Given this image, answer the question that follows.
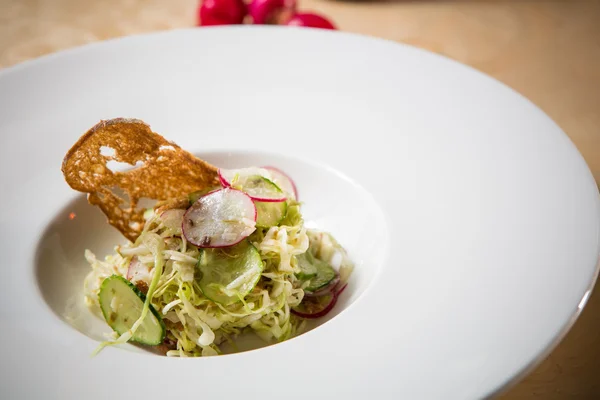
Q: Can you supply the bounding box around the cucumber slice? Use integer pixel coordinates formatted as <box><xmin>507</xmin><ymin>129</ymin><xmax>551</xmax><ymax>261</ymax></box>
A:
<box><xmin>297</xmin><ymin>252</ymin><xmax>336</xmax><ymax>292</ymax></box>
<box><xmin>98</xmin><ymin>275</ymin><xmax>165</xmax><ymax>346</ymax></box>
<box><xmin>252</xmin><ymin>177</ymin><xmax>286</xmax><ymax>227</ymax></box>
<box><xmin>295</xmin><ymin>251</ymin><xmax>318</xmax><ymax>280</ymax></box>
<box><xmin>236</xmin><ymin>175</ymin><xmax>284</xmax><ymax>202</ymax></box>
<box><xmin>197</xmin><ymin>240</ymin><xmax>264</xmax><ymax>306</ymax></box>
<box><xmin>255</xmin><ymin>200</ymin><xmax>287</xmax><ymax>228</ymax></box>
<box><xmin>306</xmin><ymin>261</ymin><xmax>336</xmax><ymax>292</ymax></box>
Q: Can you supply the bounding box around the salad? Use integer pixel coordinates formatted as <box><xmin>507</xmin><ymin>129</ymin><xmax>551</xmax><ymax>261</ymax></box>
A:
<box><xmin>84</xmin><ymin>166</ymin><xmax>353</xmax><ymax>357</ymax></box>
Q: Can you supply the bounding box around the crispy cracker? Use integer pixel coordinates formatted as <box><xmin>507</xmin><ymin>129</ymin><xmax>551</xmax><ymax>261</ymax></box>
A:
<box><xmin>61</xmin><ymin>118</ymin><xmax>219</xmax><ymax>242</ymax></box>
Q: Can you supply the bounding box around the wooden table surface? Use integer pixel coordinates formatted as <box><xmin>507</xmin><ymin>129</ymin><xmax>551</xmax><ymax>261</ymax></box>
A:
<box><xmin>1</xmin><ymin>0</ymin><xmax>599</xmax><ymax>398</ymax></box>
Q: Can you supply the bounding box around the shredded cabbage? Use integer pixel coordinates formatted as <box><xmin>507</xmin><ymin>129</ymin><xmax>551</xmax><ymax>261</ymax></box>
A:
<box><xmin>84</xmin><ymin>200</ymin><xmax>353</xmax><ymax>357</ymax></box>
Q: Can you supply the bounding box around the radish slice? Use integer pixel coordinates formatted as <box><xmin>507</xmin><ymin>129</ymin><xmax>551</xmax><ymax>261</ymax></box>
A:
<box><xmin>291</xmin><ymin>292</ymin><xmax>338</xmax><ymax>319</ymax></box>
<box><xmin>218</xmin><ymin>168</ymin><xmax>286</xmax><ymax>202</ymax></box>
<box><xmin>263</xmin><ymin>166</ymin><xmax>297</xmax><ymax>200</ymax></box>
<box><xmin>219</xmin><ymin>167</ymin><xmax>271</xmax><ymax>187</ymax></box>
<box><xmin>127</xmin><ymin>256</ymin><xmax>152</xmax><ymax>285</ymax></box>
<box><xmin>292</xmin><ymin>282</ymin><xmax>348</xmax><ymax>319</ymax></box>
<box><xmin>182</xmin><ymin>188</ymin><xmax>257</xmax><ymax>248</ymax></box>
<box><xmin>188</xmin><ymin>186</ymin><xmax>222</xmax><ymax>205</ymax></box>
<box><xmin>159</xmin><ymin>208</ymin><xmax>186</xmax><ymax>235</ymax></box>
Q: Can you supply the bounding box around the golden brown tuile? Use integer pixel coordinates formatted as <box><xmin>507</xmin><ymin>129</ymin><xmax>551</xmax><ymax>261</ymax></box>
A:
<box><xmin>61</xmin><ymin>118</ymin><xmax>219</xmax><ymax>242</ymax></box>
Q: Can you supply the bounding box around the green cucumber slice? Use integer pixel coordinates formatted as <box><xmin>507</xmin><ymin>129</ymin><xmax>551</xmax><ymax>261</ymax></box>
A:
<box><xmin>255</xmin><ymin>200</ymin><xmax>287</xmax><ymax>228</ymax></box>
<box><xmin>197</xmin><ymin>240</ymin><xmax>264</xmax><ymax>306</ymax></box>
<box><xmin>98</xmin><ymin>275</ymin><xmax>165</xmax><ymax>346</ymax></box>
<box><xmin>295</xmin><ymin>251</ymin><xmax>318</xmax><ymax>280</ymax></box>
<box><xmin>295</xmin><ymin>251</ymin><xmax>336</xmax><ymax>292</ymax></box>
<box><xmin>306</xmin><ymin>261</ymin><xmax>336</xmax><ymax>292</ymax></box>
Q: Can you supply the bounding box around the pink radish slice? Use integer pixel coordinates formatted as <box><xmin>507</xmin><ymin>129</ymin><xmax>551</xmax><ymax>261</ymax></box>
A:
<box><xmin>160</xmin><ymin>208</ymin><xmax>186</xmax><ymax>235</ymax></box>
<box><xmin>182</xmin><ymin>188</ymin><xmax>257</xmax><ymax>248</ymax></box>
<box><xmin>218</xmin><ymin>168</ymin><xmax>287</xmax><ymax>202</ymax></box>
<box><xmin>303</xmin><ymin>274</ymin><xmax>340</xmax><ymax>298</ymax></box>
<box><xmin>127</xmin><ymin>256</ymin><xmax>152</xmax><ymax>285</ymax></box>
<box><xmin>262</xmin><ymin>166</ymin><xmax>298</xmax><ymax>200</ymax></box>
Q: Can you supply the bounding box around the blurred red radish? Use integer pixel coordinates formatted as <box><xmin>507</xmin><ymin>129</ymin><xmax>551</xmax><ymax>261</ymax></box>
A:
<box><xmin>248</xmin><ymin>0</ymin><xmax>296</xmax><ymax>24</ymax></box>
<box><xmin>198</xmin><ymin>0</ymin><xmax>247</xmax><ymax>26</ymax></box>
<box><xmin>285</xmin><ymin>12</ymin><xmax>336</xmax><ymax>30</ymax></box>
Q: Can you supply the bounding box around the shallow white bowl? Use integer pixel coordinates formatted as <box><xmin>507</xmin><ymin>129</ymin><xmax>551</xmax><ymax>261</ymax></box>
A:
<box><xmin>0</xmin><ymin>27</ymin><xmax>598</xmax><ymax>400</ymax></box>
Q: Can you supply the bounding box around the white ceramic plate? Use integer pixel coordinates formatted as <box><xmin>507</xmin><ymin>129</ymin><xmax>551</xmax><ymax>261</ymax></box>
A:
<box><xmin>0</xmin><ymin>27</ymin><xmax>598</xmax><ymax>400</ymax></box>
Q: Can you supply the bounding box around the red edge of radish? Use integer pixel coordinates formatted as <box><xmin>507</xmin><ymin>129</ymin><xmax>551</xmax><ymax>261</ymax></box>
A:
<box><xmin>291</xmin><ymin>282</ymin><xmax>348</xmax><ymax>319</ymax></box>
<box><xmin>249</xmin><ymin>196</ymin><xmax>287</xmax><ymax>203</ymax></box>
<box><xmin>291</xmin><ymin>294</ymin><xmax>338</xmax><ymax>319</ymax></box>
<box><xmin>262</xmin><ymin>166</ymin><xmax>298</xmax><ymax>200</ymax></box>
<box><xmin>336</xmin><ymin>283</ymin><xmax>348</xmax><ymax>296</ymax></box>
<box><xmin>218</xmin><ymin>172</ymin><xmax>230</xmax><ymax>188</ymax></box>
<box><xmin>182</xmin><ymin>187</ymin><xmax>257</xmax><ymax>248</ymax></box>
<box><xmin>127</xmin><ymin>256</ymin><xmax>151</xmax><ymax>284</ymax></box>
<box><xmin>192</xmin><ymin>187</ymin><xmax>224</xmax><ymax>202</ymax></box>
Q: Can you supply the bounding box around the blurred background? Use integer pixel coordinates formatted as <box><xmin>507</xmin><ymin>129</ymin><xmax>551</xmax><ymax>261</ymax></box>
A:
<box><xmin>1</xmin><ymin>0</ymin><xmax>599</xmax><ymax>398</ymax></box>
